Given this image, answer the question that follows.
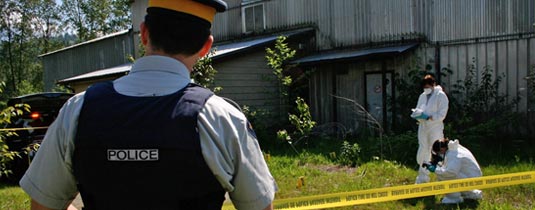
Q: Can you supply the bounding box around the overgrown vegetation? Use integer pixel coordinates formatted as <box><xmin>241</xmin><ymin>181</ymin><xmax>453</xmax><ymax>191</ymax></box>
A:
<box><xmin>265</xmin><ymin>36</ymin><xmax>319</xmax><ymax>154</ymax></box>
<box><xmin>385</xmin><ymin>57</ymin><xmax>532</xmax><ymax>166</ymax></box>
<box><xmin>0</xmin><ymin>83</ymin><xmax>29</xmax><ymax>178</ymax></box>
<box><xmin>266</xmin><ymin>36</ymin><xmax>296</xmax><ymax>99</ymax></box>
<box><xmin>277</xmin><ymin>97</ymin><xmax>317</xmax><ymax>149</ymax></box>
<box><xmin>528</xmin><ymin>65</ymin><xmax>535</xmax><ymax>107</ymax></box>
<box><xmin>192</xmin><ymin>49</ymin><xmax>222</xmax><ymax>93</ymax></box>
<box><xmin>525</xmin><ymin>65</ymin><xmax>535</xmax><ymax>139</ymax></box>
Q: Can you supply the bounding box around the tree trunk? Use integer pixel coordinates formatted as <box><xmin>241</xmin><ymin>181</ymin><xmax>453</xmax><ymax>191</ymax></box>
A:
<box><xmin>18</xmin><ymin>23</ymin><xmax>25</xmax><ymax>86</ymax></box>
<box><xmin>6</xmin><ymin>21</ymin><xmax>16</xmax><ymax>92</ymax></box>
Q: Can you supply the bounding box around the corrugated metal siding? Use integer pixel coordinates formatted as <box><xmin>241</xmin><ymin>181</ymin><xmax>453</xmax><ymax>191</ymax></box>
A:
<box><xmin>43</xmin><ymin>32</ymin><xmax>134</xmax><ymax>91</ymax></box>
<box><xmin>212</xmin><ymin>0</ymin><xmax>242</xmax><ymax>41</ymax></box>
<box><xmin>281</xmin><ymin>0</ymin><xmax>418</xmax><ymax>48</ymax></box>
<box><xmin>210</xmin><ymin>0</ymin><xmax>534</xmax><ymax>49</ymax></box>
<box><xmin>334</xmin><ymin>63</ymin><xmax>365</xmax><ymax>132</ymax></box>
<box><xmin>212</xmin><ymin>50</ymin><xmax>279</xmax><ymax>111</ymax></box>
<box><xmin>309</xmin><ymin>66</ymin><xmax>334</xmax><ymax>124</ymax></box>
<box><xmin>212</xmin><ymin>0</ymin><xmax>420</xmax><ymax>49</ymax></box>
<box><xmin>309</xmin><ymin>34</ymin><xmax>534</xmax><ymax>125</ymax></box>
<box><xmin>429</xmin><ymin>0</ymin><xmax>535</xmax><ymax>42</ymax></box>
<box><xmin>437</xmin><ymin>37</ymin><xmax>535</xmax><ymax>113</ymax></box>
<box><xmin>130</xmin><ymin>0</ymin><xmax>535</xmax><ymax>47</ymax></box>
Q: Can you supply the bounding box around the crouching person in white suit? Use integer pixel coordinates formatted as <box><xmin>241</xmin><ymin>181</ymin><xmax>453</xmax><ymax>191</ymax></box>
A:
<box><xmin>425</xmin><ymin>138</ymin><xmax>483</xmax><ymax>204</ymax></box>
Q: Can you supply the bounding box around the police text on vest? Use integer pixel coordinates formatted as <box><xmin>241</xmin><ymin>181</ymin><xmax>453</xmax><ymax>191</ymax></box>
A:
<box><xmin>107</xmin><ymin>149</ymin><xmax>159</xmax><ymax>161</ymax></box>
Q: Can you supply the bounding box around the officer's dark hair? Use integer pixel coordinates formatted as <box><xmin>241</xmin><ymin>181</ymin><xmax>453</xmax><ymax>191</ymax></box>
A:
<box><xmin>432</xmin><ymin>138</ymin><xmax>449</xmax><ymax>153</ymax></box>
<box><xmin>421</xmin><ymin>74</ymin><xmax>436</xmax><ymax>87</ymax></box>
<box><xmin>144</xmin><ymin>7</ymin><xmax>211</xmax><ymax>56</ymax></box>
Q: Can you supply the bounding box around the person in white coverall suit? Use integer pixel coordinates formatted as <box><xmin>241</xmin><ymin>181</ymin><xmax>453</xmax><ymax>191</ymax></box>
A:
<box><xmin>427</xmin><ymin>139</ymin><xmax>483</xmax><ymax>204</ymax></box>
<box><xmin>412</xmin><ymin>74</ymin><xmax>449</xmax><ymax>184</ymax></box>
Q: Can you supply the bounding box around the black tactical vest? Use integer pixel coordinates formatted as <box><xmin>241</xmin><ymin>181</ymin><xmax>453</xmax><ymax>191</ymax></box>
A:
<box><xmin>73</xmin><ymin>82</ymin><xmax>225</xmax><ymax>210</ymax></box>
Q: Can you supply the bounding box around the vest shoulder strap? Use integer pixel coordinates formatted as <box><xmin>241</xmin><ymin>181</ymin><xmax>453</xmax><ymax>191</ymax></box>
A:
<box><xmin>172</xmin><ymin>83</ymin><xmax>214</xmax><ymax>119</ymax></box>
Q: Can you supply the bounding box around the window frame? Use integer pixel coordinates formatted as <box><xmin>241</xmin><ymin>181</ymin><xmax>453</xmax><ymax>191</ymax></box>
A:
<box><xmin>241</xmin><ymin>3</ymin><xmax>266</xmax><ymax>33</ymax></box>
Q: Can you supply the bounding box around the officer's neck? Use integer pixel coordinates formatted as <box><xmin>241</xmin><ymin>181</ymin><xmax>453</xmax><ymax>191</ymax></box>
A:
<box><xmin>145</xmin><ymin>50</ymin><xmax>196</xmax><ymax>73</ymax></box>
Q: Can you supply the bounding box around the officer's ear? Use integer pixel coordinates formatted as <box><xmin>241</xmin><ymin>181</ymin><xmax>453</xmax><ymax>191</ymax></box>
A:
<box><xmin>198</xmin><ymin>35</ymin><xmax>213</xmax><ymax>58</ymax></box>
<box><xmin>140</xmin><ymin>22</ymin><xmax>149</xmax><ymax>46</ymax></box>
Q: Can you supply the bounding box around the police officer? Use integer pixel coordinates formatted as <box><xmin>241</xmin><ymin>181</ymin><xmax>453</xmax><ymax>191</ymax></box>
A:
<box><xmin>20</xmin><ymin>1</ymin><xmax>277</xmax><ymax>209</ymax></box>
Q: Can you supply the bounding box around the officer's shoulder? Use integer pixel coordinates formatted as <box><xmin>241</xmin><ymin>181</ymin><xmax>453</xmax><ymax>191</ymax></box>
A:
<box><xmin>64</xmin><ymin>91</ymin><xmax>86</xmax><ymax>107</ymax></box>
<box><xmin>204</xmin><ymin>95</ymin><xmax>246</xmax><ymax>119</ymax></box>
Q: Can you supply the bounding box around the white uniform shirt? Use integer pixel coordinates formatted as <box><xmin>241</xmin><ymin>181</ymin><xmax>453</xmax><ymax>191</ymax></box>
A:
<box><xmin>20</xmin><ymin>55</ymin><xmax>277</xmax><ymax>210</ymax></box>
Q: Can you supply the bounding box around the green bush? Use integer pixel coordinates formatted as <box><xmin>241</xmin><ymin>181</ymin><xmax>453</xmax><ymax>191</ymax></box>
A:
<box><xmin>288</xmin><ymin>97</ymin><xmax>316</xmax><ymax>140</ymax></box>
<box><xmin>445</xmin><ymin>62</ymin><xmax>521</xmax><ymax>156</ymax></box>
<box><xmin>192</xmin><ymin>49</ymin><xmax>222</xmax><ymax>93</ymax></box>
<box><xmin>277</xmin><ymin>97</ymin><xmax>317</xmax><ymax>154</ymax></box>
<box><xmin>337</xmin><ymin>141</ymin><xmax>361</xmax><ymax>167</ymax></box>
<box><xmin>0</xmin><ymin>86</ymin><xmax>30</xmax><ymax>178</ymax></box>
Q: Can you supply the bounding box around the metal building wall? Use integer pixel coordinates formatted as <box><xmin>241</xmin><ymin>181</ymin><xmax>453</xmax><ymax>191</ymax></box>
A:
<box><xmin>212</xmin><ymin>0</ymin><xmax>242</xmax><ymax>41</ymax></box>
<box><xmin>429</xmin><ymin>0</ymin><xmax>535</xmax><ymax>42</ymax></box>
<box><xmin>437</xmin><ymin>37</ymin><xmax>535</xmax><ymax>114</ymax></box>
<box><xmin>42</xmin><ymin>31</ymin><xmax>134</xmax><ymax>91</ymax></box>
<box><xmin>127</xmin><ymin>0</ymin><xmax>535</xmax><ymax>52</ymax></box>
<box><xmin>213</xmin><ymin>0</ymin><xmax>420</xmax><ymax>50</ymax></box>
<box><xmin>212</xmin><ymin>0</ymin><xmax>535</xmax><ymax>50</ymax></box>
<box><xmin>212</xmin><ymin>50</ymin><xmax>279</xmax><ymax>111</ymax></box>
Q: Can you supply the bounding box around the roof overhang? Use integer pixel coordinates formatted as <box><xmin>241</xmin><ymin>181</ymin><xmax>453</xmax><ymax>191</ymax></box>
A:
<box><xmin>211</xmin><ymin>27</ymin><xmax>314</xmax><ymax>60</ymax></box>
<box><xmin>290</xmin><ymin>43</ymin><xmax>419</xmax><ymax>66</ymax></box>
<box><xmin>57</xmin><ymin>63</ymin><xmax>132</xmax><ymax>85</ymax></box>
<box><xmin>39</xmin><ymin>30</ymin><xmax>131</xmax><ymax>58</ymax></box>
<box><xmin>56</xmin><ymin>28</ymin><xmax>315</xmax><ymax>85</ymax></box>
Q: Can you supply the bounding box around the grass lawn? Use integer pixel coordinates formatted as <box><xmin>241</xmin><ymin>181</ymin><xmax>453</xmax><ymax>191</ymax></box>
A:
<box><xmin>266</xmin><ymin>152</ymin><xmax>535</xmax><ymax>210</ymax></box>
<box><xmin>0</xmin><ymin>182</ymin><xmax>30</xmax><ymax>210</ymax></box>
<box><xmin>1</xmin><ymin>153</ymin><xmax>534</xmax><ymax>210</ymax></box>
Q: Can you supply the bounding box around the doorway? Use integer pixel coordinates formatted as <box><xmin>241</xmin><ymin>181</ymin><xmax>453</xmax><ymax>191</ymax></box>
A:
<box><xmin>364</xmin><ymin>71</ymin><xmax>394</xmax><ymax>131</ymax></box>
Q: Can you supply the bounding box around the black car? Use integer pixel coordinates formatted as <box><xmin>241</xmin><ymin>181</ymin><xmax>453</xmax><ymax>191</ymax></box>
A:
<box><xmin>3</xmin><ymin>92</ymin><xmax>74</xmax><ymax>180</ymax></box>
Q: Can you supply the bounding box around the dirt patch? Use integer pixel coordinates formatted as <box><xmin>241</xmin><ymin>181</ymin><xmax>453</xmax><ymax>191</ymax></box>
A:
<box><xmin>312</xmin><ymin>164</ymin><xmax>357</xmax><ymax>173</ymax></box>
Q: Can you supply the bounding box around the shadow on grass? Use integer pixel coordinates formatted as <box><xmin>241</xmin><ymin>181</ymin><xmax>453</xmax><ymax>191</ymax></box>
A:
<box><xmin>400</xmin><ymin>196</ymin><xmax>480</xmax><ymax>210</ymax></box>
<box><xmin>0</xmin><ymin>180</ymin><xmax>19</xmax><ymax>190</ymax></box>
<box><xmin>424</xmin><ymin>199</ymin><xmax>480</xmax><ymax>210</ymax></box>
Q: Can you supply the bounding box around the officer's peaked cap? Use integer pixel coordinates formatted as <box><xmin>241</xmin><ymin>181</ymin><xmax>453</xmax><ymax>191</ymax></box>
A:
<box><xmin>148</xmin><ymin>0</ymin><xmax>227</xmax><ymax>23</ymax></box>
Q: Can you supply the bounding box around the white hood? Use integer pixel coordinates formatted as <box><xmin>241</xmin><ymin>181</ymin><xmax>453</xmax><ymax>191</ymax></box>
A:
<box><xmin>434</xmin><ymin>85</ymin><xmax>444</xmax><ymax>93</ymax></box>
<box><xmin>448</xmin><ymin>139</ymin><xmax>459</xmax><ymax>151</ymax></box>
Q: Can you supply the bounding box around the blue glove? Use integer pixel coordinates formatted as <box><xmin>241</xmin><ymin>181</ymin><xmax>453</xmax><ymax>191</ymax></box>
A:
<box><xmin>426</xmin><ymin>164</ymin><xmax>436</xmax><ymax>173</ymax></box>
<box><xmin>415</xmin><ymin>113</ymin><xmax>430</xmax><ymax>120</ymax></box>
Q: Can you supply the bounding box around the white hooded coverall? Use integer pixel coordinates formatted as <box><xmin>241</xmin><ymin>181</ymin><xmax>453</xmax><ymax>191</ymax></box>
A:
<box><xmin>435</xmin><ymin>140</ymin><xmax>483</xmax><ymax>203</ymax></box>
<box><xmin>415</xmin><ymin>85</ymin><xmax>449</xmax><ymax>184</ymax></box>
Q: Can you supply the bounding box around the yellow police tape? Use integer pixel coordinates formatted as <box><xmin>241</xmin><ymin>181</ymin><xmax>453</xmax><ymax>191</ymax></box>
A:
<box><xmin>0</xmin><ymin>126</ymin><xmax>49</xmax><ymax>132</ymax></box>
<box><xmin>222</xmin><ymin>171</ymin><xmax>535</xmax><ymax>210</ymax></box>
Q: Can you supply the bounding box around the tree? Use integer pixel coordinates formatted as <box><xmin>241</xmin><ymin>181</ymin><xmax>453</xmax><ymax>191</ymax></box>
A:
<box><xmin>61</xmin><ymin>0</ymin><xmax>131</xmax><ymax>42</ymax></box>
<box><xmin>34</xmin><ymin>0</ymin><xmax>63</xmax><ymax>53</ymax></box>
<box><xmin>0</xmin><ymin>0</ymin><xmax>39</xmax><ymax>95</ymax></box>
<box><xmin>0</xmin><ymin>0</ymin><xmax>63</xmax><ymax>98</ymax></box>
